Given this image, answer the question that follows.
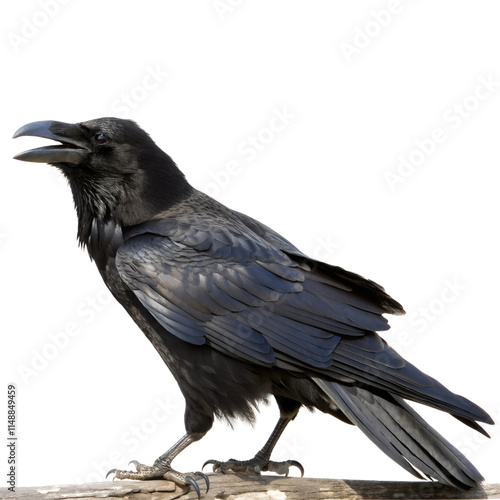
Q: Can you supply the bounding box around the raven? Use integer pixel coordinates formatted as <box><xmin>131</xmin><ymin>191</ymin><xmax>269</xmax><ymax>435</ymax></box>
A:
<box><xmin>14</xmin><ymin>118</ymin><xmax>493</xmax><ymax>496</ymax></box>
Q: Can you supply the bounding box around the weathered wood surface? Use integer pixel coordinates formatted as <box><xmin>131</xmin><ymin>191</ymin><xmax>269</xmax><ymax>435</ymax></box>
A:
<box><xmin>6</xmin><ymin>475</ymin><xmax>500</xmax><ymax>500</ymax></box>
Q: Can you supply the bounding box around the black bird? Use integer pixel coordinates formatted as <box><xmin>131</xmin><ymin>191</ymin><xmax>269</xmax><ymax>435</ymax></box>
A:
<box><xmin>14</xmin><ymin>118</ymin><xmax>493</xmax><ymax>495</ymax></box>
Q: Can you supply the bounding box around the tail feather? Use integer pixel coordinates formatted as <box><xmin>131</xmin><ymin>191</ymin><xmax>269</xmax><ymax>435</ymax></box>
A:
<box><xmin>330</xmin><ymin>335</ymin><xmax>494</xmax><ymax>427</ymax></box>
<box><xmin>314</xmin><ymin>378</ymin><xmax>485</xmax><ymax>488</ymax></box>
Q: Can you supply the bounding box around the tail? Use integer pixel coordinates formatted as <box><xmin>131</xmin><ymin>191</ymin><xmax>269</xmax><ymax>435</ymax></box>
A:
<box><xmin>314</xmin><ymin>378</ymin><xmax>486</xmax><ymax>488</ymax></box>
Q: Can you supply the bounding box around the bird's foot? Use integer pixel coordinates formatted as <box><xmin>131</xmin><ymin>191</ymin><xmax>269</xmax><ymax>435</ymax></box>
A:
<box><xmin>203</xmin><ymin>454</ymin><xmax>304</xmax><ymax>477</ymax></box>
<box><xmin>107</xmin><ymin>460</ymin><xmax>209</xmax><ymax>499</ymax></box>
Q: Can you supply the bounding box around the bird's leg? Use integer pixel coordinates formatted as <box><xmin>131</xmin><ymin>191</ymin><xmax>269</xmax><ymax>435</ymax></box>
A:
<box><xmin>107</xmin><ymin>432</ymin><xmax>209</xmax><ymax>498</ymax></box>
<box><xmin>204</xmin><ymin>399</ymin><xmax>304</xmax><ymax>477</ymax></box>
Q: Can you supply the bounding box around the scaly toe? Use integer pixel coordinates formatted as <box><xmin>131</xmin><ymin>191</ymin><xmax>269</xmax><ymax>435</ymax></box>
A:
<box><xmin>202</xmin><ymin>458</ymin><xmax>262</xmax><ymax>475</ymax></box>
<box><xmin>266</xmin><ymin>459</ymin><xmax>305</xmax><ymax>477</ymax></box>
<box><xmin>105</xmin><ymin>461</ymin><xmax>165</xmax><ymax>481</ymax></box>
<box><xmin>162</xmin><ymin>469</ymin><xmax>210</xmax><ymax>500</ymax></box>
<box><xmin>204</xmin><ymin>456</ymin><xmax>304</xmax><ymax>478</ymax></box>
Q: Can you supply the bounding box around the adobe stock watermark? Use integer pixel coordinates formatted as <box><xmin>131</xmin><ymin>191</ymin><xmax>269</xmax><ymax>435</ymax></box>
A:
<box><xmin>456</xmin><ymin>404</ymin><xmax>498</xmax><ymax>461</ymax></box>
<box><xmin>386</xmin><ymin>277</ymin><xmax>466</xmax><ymax>356</ymax></box>
<box><xmin>274</xmin><ymin>435</ymin><xmax>307</xmax><ymax>468</ymax></box>
<box><xmin>312</xmin><ymin>235</ymin><xmax>341</xmax><ymax>263</ymax></box>
<box><xmin>8</xmin><ymin>0</ymin><xmax>71</xmax><ymax>54</ymax></box>
<box><xmin>203</xmin><ymin>106</ymin><xmax>296</xmax><ymax>197</ymax></box>
<box><xmin>384</xmin><ymin>74</ymin><xmax>499</xmax><ymax>191</ymax></box>
<box><xmin>339</xmin><ymin>0</ymin><xmax>412</xmax><ymax>64</ymax></box>
<box><xmin>17</xmin><ymin>288</ymin><xmax>112</xmax><ymax>384</ymax></box>
<box><xmin>110</xmin><ymin>65</ymin><xmax>170</xmax><ymax>119</ymax></box>
<box><xmin>74</xmin><ymin>395</ymin><xmax>180</xmax><ymax>483</ymax></box>
<box><xmin>407</xmin><ymin>277</ymin><xmax>467</xmax><ymax>334</ymax></box>
<box><xmin>212</xmin><ymin>0</ymin><xmax>244</xmax><ymax>21</ymax></box>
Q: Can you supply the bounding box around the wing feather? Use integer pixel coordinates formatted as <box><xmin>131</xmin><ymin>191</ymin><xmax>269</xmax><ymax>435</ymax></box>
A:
<box><xmin>116</xmin><ymin>218</ymin><xmax>401</xmax><ymax>369</ymax></box>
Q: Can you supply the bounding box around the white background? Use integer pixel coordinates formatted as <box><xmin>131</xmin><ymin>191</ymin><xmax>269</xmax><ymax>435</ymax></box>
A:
<box><xmin>2</xmin><ymin>0</ymin><xmax>499</xmax><ymax>489</ymax></box>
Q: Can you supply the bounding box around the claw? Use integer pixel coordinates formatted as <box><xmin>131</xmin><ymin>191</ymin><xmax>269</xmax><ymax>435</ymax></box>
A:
<box><xmin>202</xmin><ymin>459</ymin><xmax>218</xmax><ymax>472</ymax></box>
<box><xmin>289</xmin><ymin>460</ymin><xmax>304</xmax><ymax>477</ymax></box>
<box><xmin>105</xmin><ymin>468</ymin><xmax>117</xmax><ymax>480</ymax></box>
<box><xmin>194</xmin><ymin>471</ymin><xmax>210</xmax><ymax>493</ymax></box>
<box><xmin>128</xmin><ymin>460</ymin><xmax>140</xmax><ymax>470</ymax></box>
<box><xmin>185</xmin><ymin>475</ymin><xmax>201</xmax><ymax>500</ymax></box>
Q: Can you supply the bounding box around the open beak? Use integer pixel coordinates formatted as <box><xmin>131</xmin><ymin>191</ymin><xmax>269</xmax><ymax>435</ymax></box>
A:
<box><xmin>13</xmin><ymin>120</ymin><xmax>91</xmax><ymax>165</ymax></box>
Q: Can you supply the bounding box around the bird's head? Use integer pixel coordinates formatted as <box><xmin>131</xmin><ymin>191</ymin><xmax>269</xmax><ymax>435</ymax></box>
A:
<box><xmin>13</xmin><ymin>117</ymin><xmax>192</xmax><ymax>231</ymax></box>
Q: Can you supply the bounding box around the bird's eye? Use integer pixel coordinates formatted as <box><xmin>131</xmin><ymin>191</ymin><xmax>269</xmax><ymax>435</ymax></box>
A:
<box><xmin>95</xmin><ymin>133</ymin><xmax>108</xmax><ymax>145</ymax></box>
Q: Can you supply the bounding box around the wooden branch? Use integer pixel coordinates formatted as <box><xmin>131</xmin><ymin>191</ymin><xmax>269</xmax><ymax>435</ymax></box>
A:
<box><xmin>11</xmin><ymin>475</ymin><xmax>500</xmax><ymax>500</ymax></box>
